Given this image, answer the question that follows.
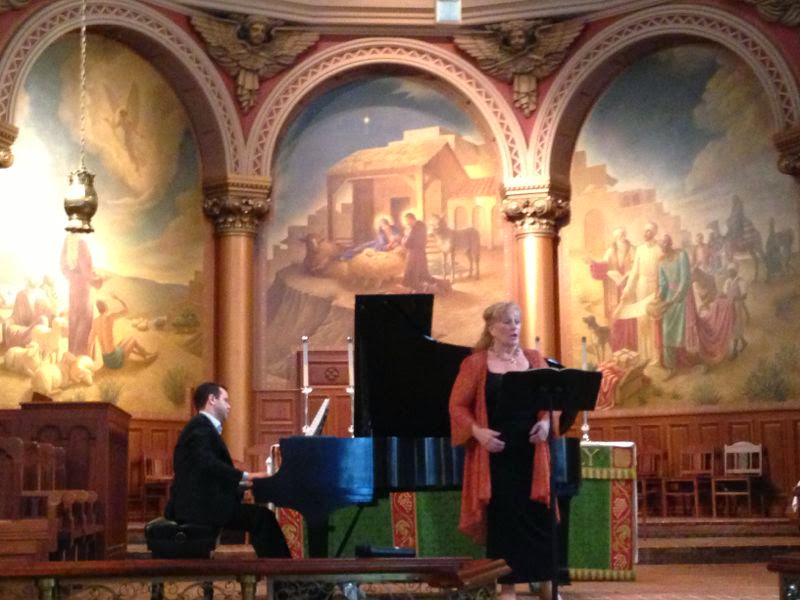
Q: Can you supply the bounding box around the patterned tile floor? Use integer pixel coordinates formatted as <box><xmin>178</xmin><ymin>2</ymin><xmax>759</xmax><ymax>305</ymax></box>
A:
<box><xmin>549</xmin><ymin>563</ymin><xmax>775</xmax><ymax>600</ymax></box>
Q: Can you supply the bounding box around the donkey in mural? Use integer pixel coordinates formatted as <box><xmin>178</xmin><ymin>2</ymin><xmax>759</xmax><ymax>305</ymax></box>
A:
<box><xmin>431</xmin><ymin>215</ymin><xmax>480</xmax><ymax>281</ymax></box>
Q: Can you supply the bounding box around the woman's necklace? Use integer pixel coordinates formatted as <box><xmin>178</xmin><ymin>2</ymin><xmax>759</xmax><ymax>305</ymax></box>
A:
<box><xmin>490</xmin><ymin>345</ymin><xmax>522</xmax><ymax>363</ymax></box>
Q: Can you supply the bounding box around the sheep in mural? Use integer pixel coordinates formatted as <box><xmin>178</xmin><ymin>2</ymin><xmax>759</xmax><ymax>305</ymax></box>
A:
<box><xmin>31</xmin><ymin>316</ymin><xmax>67</xmax><ymax>363</ymax></box>
<box><xmin>31</xmin><ymin>362</ymin><xmax>64</xmax><ymax>396</ymax></box>
<box><xmin>60</xmin><ymin>352</ymin><xmax>96</xmax><ymax>386</ymax></box>
<box><xmin>4</xmin><ymin>342</ymin><xmax>42</xmax><ymax>377</ymax></box>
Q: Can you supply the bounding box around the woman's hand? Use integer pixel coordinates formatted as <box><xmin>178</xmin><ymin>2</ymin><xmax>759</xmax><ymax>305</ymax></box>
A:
<box><xmin>471</xmin><ymin>423</ymin><xmax>505</xmax><ymax>453</ymax></box>
<box><xmin>528</xmin><ymin>418</ymin><xmax>550</xmax><ymax>444</ymax></box>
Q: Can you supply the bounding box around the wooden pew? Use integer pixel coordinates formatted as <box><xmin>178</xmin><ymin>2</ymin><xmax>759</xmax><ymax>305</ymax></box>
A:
<box><xmin>0</xmin><ymin>436</ymin><xmax>55</xmax><ymax>562</ymax></box>
<box><xmin>0</xmin><ymin>556</ymin><xmax>509</xmax><ymax>600</ymax></box>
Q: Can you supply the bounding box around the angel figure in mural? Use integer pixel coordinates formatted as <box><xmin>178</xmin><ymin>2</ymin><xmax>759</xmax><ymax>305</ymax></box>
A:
<box><xmin>104</xmin><ymin>82</ymin><xmax>144</xmax><ymax>172</ymax></box>
<box><xmin>190</xmin><ymin>13</ymin><xmax>319</xmax><ymax>111</ymax></box>
<box><xmin>454</xmin><ymin>18</ymin><xmax>584</xmax><ymax>116</ymax></box>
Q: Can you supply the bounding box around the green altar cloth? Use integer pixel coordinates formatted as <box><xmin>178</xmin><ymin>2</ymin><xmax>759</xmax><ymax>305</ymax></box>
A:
<box><xmin>568</xmin><ymin>441</ymin><xmax>637</xmax><ymax>581</ymax></box>
<box><xmin>324</xmin><ymin>441</ymin><xmax>637</xmax><ymax>581</ymax></box>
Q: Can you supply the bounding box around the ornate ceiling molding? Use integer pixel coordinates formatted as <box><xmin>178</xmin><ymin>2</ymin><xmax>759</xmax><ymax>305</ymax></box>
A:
<box><xmin>528</xmin><ymin>3</ymin><xmax>800</xmax><ymax>183</ymax></box>
<box><xmin>0</xmin><ymin>0</ymin><xmax>245</xmax><ymax>173</ymax></box>
<box><xmin>246</xmin><ymin>37</ymin><xmax>527</xmax><ymax>180</ymax></box>
<box><xmin>164</xmin><ymin>0</ymin><xmax>663</xmax><ymax>27</ymax></box>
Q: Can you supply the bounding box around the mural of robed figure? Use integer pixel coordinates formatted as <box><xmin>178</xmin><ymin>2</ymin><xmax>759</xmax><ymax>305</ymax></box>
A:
<box><xmin>60</xmin><ymin>235</ymin><xmax>104</xmax><ymax>356</ymax></box>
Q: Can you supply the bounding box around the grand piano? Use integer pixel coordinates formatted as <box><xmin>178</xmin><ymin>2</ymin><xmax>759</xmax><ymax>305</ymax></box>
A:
<box><xmin>253</xmin><ymin>294</ymin><xmax>581</xmax><ymax>560</ymax></box>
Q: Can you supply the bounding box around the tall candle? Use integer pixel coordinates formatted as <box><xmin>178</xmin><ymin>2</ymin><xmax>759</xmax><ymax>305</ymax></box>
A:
<box><xmin>535</xmin><ymin>336</ymin><xmax>541</xmax><ymax>353</ymax></box>
<box><xmin>301</xmin><ymin>335</ymin><xmax>309</xmax><ymax>388</ymax></box>
<box><xmin>347</xmin><ymin>336</ymin><xmax>355</xmax><ymax>388</ymax></box>
<box><xmin>581</xmin><ymin>336</ymin><xmax>588</xmax><ymax>370</ymax></box>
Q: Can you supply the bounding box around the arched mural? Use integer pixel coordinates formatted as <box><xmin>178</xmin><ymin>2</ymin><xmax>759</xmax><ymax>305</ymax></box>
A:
<box><xmin>259</xmin><ymin>74</ymin><xmax>509</xmax><ymax>387</ymax></box>
<box><xmin>562</xmin><ymin>43</ymin><xmax>799</xmax><ymax>411</ymax></box>
<box><xmin>0</xmin><ymin>33</ymin><xmax>209</xmax><ymax>416</ymax></box>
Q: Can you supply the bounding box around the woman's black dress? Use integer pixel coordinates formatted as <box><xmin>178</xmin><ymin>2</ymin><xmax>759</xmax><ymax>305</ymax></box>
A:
<box><xmin>485</xmin><ymin>371</ymin><xmax>554</xmax><ymax>584</ymax></box>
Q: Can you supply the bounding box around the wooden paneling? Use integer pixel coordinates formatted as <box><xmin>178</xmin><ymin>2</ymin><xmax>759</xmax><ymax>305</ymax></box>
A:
<box><xmin>588</xmin><ymin>406</ymin><xmax>800</xmax><ymax>516</ymax></box>
<box><xmin>126</xmin><ymin>417</ymin><xmax>187</xmax><ymax>519</ymax></box>
<box><xmin>15</xmin><ymin>402</ymin><xmax>130</xmax><ymax>559</ymax></box>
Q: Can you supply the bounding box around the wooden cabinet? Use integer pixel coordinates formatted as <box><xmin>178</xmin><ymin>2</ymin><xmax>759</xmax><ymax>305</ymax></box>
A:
<box><xmin>16</xmin><ymin>402</ymin><xmax>130</xmax><ymax>559</ymax></box>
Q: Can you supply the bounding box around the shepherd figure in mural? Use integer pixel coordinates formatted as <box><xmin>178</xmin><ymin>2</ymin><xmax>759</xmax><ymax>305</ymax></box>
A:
<box><xmin>60</xmin><ymin>235</ymin><xmax>104</xmax><ymax>356</ymax></box>
<box><xmin>89</xmin><ymin>293</ymin><xmax>158</xmax><ymax>370</ymax></box>
<box><xmin>616</xmin><ymin>222</ymin><xmax>662</xmax><ymax>362</ymax></box>
<box><xmin>589</xmin><ymin>226</ymin><xmax>636</xmax><ymax>352</ymax></box>
<box><xmin>1</xmin><ymin>278</ymin><xmax>55</xmax><ymax>351</ymax></box>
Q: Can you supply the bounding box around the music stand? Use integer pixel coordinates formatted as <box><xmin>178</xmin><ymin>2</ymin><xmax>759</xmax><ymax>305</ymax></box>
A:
<box><xmin>500</xmin><ymin>367</ymin><xmax>601</xmax><ymax>599</ymax></box>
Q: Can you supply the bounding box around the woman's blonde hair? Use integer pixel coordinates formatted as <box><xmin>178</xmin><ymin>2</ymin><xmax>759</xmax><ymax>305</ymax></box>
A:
<box><xmin>474</xmin><ymin>301</ymin><xmax>521</xmax><ymax>351</ymax></box>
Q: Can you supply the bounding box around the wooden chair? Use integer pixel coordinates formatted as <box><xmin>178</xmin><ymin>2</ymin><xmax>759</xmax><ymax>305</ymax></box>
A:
<box><xmin>143</xmin><ymin>450</ymin><xmax>173</xmax><ymax>520</ymax></box>
<box><xmin>664</xmin><ymin>445</ymin><xmax>715</xmax><ymax>517</ymax></box>
<box><xmin>636</xmin><ymin>447</ymin><xmax>666</xmax><ymax>519</ymax></box>
<box><xmin>712</xmin><ymin>441</ymin><xmax>763</xmax><ymax>517</ymax></box>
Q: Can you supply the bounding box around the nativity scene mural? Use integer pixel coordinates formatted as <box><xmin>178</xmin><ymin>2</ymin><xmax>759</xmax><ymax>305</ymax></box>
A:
<box><xmin>562</xmin><ymin>44</ymin><xmax>800</xmax><ymax>412</ymax></box>
<box><xmin>0</xmin><ymin>34</ymin><xmax>209</xmax><ymax>417</ymax></box>
<box><xmin>260</xmin><ymin>76</ymin><xmax>505</xmax><ymax>387</ymax></box>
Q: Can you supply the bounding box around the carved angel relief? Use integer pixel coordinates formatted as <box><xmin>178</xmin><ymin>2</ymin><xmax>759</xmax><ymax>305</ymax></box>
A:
<box><xmin>0</xmin><ymin>0</ymin><xmax>31</xmax><ymax>12</ymax></box>
<box><xmin>454</xmin><ymin>19</ymin><xmax>584</xmax><ymax>117</ymax></box>
<box><xmin>190</xmin><ymin>14</ymin><xmax>319</xmax><ymax>112</ymax></box>
<box><xmin>741</xmin><ymin>0</ymin><xmax>800</xmax><ymax>26</ymax></box>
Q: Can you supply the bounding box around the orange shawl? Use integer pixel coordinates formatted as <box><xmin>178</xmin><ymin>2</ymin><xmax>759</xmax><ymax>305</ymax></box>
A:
<box><xmin>448</xmin><ymin>349</ymin><xmax>552</xmax><ymax>544</ymax></box>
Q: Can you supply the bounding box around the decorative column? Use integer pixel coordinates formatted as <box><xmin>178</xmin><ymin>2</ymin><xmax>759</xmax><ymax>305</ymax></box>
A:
<box><xmin>0</xmin><ymin>120</ymin><xmax>18</xmax><ymax>168</ymax></box>
<box><xmin>775</xmin><ymin>126</ymin><xmax>800</xmax><ymax>248</ymax></box>
<box><xmin>501</xmin><ymin>180</ymin><xmax>570</xmax><ymax>359</ymax></box>
<box><xmin>203</xmin><ymin>174</ymin><xmax>270</xmax><ymax>462</ymax></box>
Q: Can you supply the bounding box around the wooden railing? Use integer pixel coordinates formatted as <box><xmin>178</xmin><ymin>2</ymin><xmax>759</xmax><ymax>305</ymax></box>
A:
<box><xmin>0</xmin><ymin>557</ymin><xmax>509</xmax><ymax>600</ymax></box>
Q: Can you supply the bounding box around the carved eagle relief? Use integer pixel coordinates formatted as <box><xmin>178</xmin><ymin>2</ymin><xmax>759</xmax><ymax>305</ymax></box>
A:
<box><xmin>190</xmin><ymin>14</ymin><xmax>319</xmax><ymax>111</ymax></box>
<box><xmin>454</xmin><ymin>19</ymin><xmax>584</xmax><ymax>117</ymax></box>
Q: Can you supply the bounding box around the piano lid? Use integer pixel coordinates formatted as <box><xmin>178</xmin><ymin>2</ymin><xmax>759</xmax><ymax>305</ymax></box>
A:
<box><xmin>354</xmin><ymin>294</ymin><xmax>471</xmax><ymax>438</ymax></box>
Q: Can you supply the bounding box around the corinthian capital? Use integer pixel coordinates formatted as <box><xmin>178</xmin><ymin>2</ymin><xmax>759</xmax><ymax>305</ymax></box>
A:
<box><xmin>203</xmin><ymin>174</ymin><xmax>270</xmax><ymax>236</ymax></box>
<box><xmin>774</xmin><ymin>126</ymin><xmax>800</xmax><ymax>178</ymax></box>
<box><xmin>0</xmin><ymin>120</ymin><xmax>18</xmax><ymax>168</ymax></box>
<box><xmin>501</xmin><ymin>180</ymin><xmax>570</xmax><ymax>235</ymax></box>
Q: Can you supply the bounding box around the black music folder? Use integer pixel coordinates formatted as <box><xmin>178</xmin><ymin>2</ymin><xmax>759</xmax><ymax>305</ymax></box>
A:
<box><xmin>499</xmin><ymin>367</ymin><xmax>601</xmax><ymax>419</ymax></box>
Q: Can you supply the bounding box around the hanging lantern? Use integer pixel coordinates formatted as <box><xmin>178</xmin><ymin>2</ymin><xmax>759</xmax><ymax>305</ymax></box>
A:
<box><xmin>64</xmin><ymin>0</ymin><xmax>98</xmax><ymax>233</ymax></box>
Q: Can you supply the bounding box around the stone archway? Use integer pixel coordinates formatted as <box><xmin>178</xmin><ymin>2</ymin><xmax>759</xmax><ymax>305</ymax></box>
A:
<box><xmin>246</xmin><ymin>37</ymin><xmax>527</xmax><ymax>181</ymax></box>
<box><xmin>530</xmin><ymin>2</ymin><xmax>800</xmax><ymax>186</ymax></box>
<box><xmin>0</xmin><ymin>0</ymin><xmax>245</xmax><ymax>176</ymax></box>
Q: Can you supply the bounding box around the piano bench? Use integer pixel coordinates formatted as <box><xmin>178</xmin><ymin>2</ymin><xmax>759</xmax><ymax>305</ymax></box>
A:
<box><xmin>144</xmin><ymin>517</ymin><xmax>219</xmax><ymax>559</ymax></box>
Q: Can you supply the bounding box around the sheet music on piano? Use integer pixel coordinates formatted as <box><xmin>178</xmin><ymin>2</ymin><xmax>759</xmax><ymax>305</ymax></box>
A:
<box><xmin>305</xmin><ymin>397</ymin><xmax>330</xmax><ymax>437</ymax></box>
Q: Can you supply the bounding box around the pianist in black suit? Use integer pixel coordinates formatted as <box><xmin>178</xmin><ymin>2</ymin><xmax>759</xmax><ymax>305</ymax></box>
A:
<box><xmin>165</xmin><ymin>382</ymin><xmax>291</xmax><ymax>558</ymax></box>
<box><xmin>449</xmin><ymin>302</ymin><xmax>556</xmax><ymax>600</ymax></box>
